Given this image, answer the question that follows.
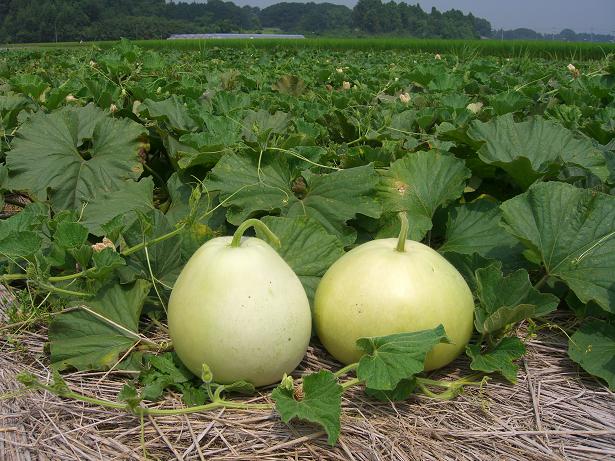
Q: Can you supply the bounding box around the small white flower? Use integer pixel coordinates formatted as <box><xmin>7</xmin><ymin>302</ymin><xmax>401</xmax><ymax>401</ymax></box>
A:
<box><xmin>156</xmin><ymin>86</ymin><xmax>162</xmax><ymax>94</ymax></box>
<box><xmin>342</xmin><ymin>81</ymin><xmax>351</xmax><ymax>90</ymax></box>
<box><xmin>132</xmin><ymin>100</ymin><xmax>142</xmax><ymax>115</ymax></box>
<box><xmin>65</xmin><ymin>94</ymin><xmax>76</xmax><ymax>102</ymax></box>
<box><xmin>435</xmin><ymin>53</ymin><xmax>442</xmax><ymax>60</ymax></box>
<box><xmin>110</xmin><ymin>104</ymin><xmax>118</xmax><ymax>113</ymax></box>
<box><xmin>394</xmin><ymin>77</ymin><xmax>399</xmax><ymax>82</ymax></box>
<box><xmin>399</xmin><ymin>92</ymin><xmax>411</xmax><ymax>104</ymax></box>
<box><xmin>336</xmin><ymin>67</ymin><xmax>343</xmax><ymax>73</ymax></box>
<box><xmin>466</xmin><ymin>102</ymin><xmax>483</xmax><ymax>114</ymax></box>
<box><xmin>567</xmin><ymin>63</ymin><xmax>580</xmax><ymax>78</ymax></box>
<box><xmin>92</xmin><ymin>237</ymin><xmax>115</xmax><ymax>253</ymax></box>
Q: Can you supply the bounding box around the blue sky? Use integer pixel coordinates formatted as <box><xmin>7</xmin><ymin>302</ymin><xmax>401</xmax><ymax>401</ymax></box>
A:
<box><xmin>201</xmin><ymin>0</ymin><xmax>615</xmax><ymax>34</ymax></box>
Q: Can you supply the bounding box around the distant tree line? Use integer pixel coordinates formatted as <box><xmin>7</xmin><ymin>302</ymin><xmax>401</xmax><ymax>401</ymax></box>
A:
<box><xmin>0</xmin><ymin>0</ymin><xmax>492</xmax><ymax>43</ymax></box>
<box><xmin>493</xmin><ymin>27</ymin><xmax>614</xmax><ymax>43</ymax></box>
<box><xmin>0</xmin><ymin>0</ymin><xmax>611</xmax><ymax>44</ymax></box>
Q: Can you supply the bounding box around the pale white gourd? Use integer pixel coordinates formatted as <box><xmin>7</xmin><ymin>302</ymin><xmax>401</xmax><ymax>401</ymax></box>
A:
<box><xmin>168</xmin><ymin>220</ymin><xmax>312</xmax><ymax>386</ymax></box>
<box><xmin>314</xmin><ymin>214</ymin><xmax>474</xmax><ymax>370</ymax></box>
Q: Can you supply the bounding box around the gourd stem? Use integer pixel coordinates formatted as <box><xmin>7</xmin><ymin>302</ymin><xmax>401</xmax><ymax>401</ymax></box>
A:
<box><xmin>230</xmin><ymin>219</ymin><xmax>281</xmax><ymax>248</ymax></box>
<box><xmin>333</xmin><ymin>363</ymin><xmax>358</xmax><ymax>378</ymax></box>
<box><xmin>396</xmin><ymin>212</ymin><xmax>409</xmax><ymax>253</ymax></box>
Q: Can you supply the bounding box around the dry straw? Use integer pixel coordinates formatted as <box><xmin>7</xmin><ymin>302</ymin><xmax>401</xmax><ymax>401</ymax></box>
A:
<box><xmin>1</xmin><ymin>287</ymin><xmax>614</xmax><ymax>460</ymax></box>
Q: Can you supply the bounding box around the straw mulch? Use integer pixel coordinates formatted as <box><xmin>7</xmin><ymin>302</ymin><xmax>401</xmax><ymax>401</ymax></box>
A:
<box><xmin>1</xmin><ymin>287</ymin><xmax>614</xmax><ymax>461</ymax></box>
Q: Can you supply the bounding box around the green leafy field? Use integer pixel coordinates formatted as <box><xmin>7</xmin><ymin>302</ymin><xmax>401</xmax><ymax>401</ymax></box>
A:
<box><xmin>7</xmin><ymin>38</ymin><xmax>615</xmax><ymax>60</ymax></box>
<box><xmin>140</xmin><ymin>38</ymin><xmax>615</xmax><ymax>60</ymax></box>
<box><xmin>1</xmin><ymin>40</ymin><xmax>614</xmax><ymax>443</ymax></box>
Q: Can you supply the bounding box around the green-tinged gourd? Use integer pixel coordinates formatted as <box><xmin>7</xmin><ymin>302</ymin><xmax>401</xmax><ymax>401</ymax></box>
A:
<box><xmin>314</xmin><ymin>213</ymin><xmax>474</xmax><ymax>370</ymax></box>
<box><xmin>168</xmin><ymin>219</ymin><xmax>312</xmax><ymax>387</ymax></box>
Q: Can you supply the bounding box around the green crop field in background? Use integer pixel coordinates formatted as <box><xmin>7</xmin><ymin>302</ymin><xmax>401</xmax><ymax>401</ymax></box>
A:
<box><xmin>4</xmin><ymin>37</ymin><xmax>615</xmax><ymax>60</ymax></box>
<box><xmin>125</xmin><ymin>38</ymin><xmax>615</xmax><ymax>60</ymax></box>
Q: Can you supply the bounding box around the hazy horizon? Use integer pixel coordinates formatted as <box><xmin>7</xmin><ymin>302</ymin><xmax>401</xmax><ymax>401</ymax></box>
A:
<box><xmin>183</xmin><ymin>0</ymin><xmax>615</xmax><ymax>35</ymax></box>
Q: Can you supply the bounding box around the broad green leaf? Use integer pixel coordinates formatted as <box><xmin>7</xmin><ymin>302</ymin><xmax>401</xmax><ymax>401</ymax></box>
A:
<box><xmin>257</xmin><ymin>216</ymin><xmax>345</xmax><ymax>302</ymax></box>
<box><xmin>165</xmin><ymin>174</ymin><xmax>225</xmax><ymax>260</ymax></box>
<box><xmin>272</xmin><ymin>370</ymin><xmax>343</xmax><ymax>445</ymax></box>
<box><xmin>468</xmin><ymin>115</ymin><xmax>608</xmax><ymax>189</ymax></box>
<box><xmin>565</xmin><ymin>292</ymin><xmax>610</xmax><ymax>320</ymax></box>
<box><xmin>377</xmin><ymin>151</ymin><xmax>470</xmax><ymax>241</ymax></box>
<box><xmin>0</xmin><ymin>231</ymin><xmax>42</xmax><ymax>257</ymax></box>
<box><xmin>489</xmin><ymin>92</ymin><xmax>532</xmax><ymax>116</ymax></box>
<box><xmin>501</xmin><ymin>181</ymin><xmax>615</xmax><ymax>314</ymax></box>
<box><xmin>54</xmin><ymin>222</ymin><xmax>88</xmax><ymax>250</ymax></box>
<box><xmin>140</xmin><ymin>95</ymin><xmax>197</xmax><ymax>132</ymax></box>
<box><xmin>6</xmin><ymin>106</ymin><xmax>146</xmax><ymax>211</ymax></box>
<box><xmin>475</xmin><ymin>265</ymin><xmax>559</xmax><ymax>334</ymax></box>
<box><xmin>122</xmin><ymin>210</ymin><xmax>183</xmax><ymax>286</ymax></box>
<box><xmin>165</xmin><ymin>173</ymin><xmax>225</xmax><ymax>229</ymax></box>
<box><xmin>89</xmin><ymin>248</ymin><xmax>126</xmax><ymax>279</ymax></box>
<box><xmin>68</xmin><ymin>245</ymin><xmax>93</xmax><ymax>270</ymax></box>
<box><xmin>178</xmin><ymin>115</ymin><xmax>241</xmax><ymax>169</ymax></box>
<box><xmin>206</xmin><ymin>152</ymin><xmax>380</xmax><ymax>245</ymax></box>
<box><xmin>211</xmin><ymin>91</ymin><xmax>251</xmax><ymax>114</ymax></box>
<box><xmin>163</xmin><ymin>135</ymin><xmax>201</xmax><ymax>169</ymax></box>
<box><xmin>81</xmin><ymin>178</ymin><xmax>154</xmax><ymax>236</ymax></box>
<box><xmin>10</xmin><ymin>74</ymin><xmax>49</xmax><ymax>100</ymax></box>
<box><xmin>443</xmin><ymin>252</ymin><xmax>499</xmax><ymax>293</ymax></box>
<box><xmin>286</xmin><ymin>164</ymin><xmax>381</xmax><ymax>244</ymax></box>
<box><xmin>179</xmin><ymin>115</ymin><xmax>241</xmax><ymax>146</ymax></box>
<box><xmin>0</xmin><ymin>202</ymin><xmax>48</xmax><ymax>238</ymax></box>
<box><xmin>387</xmin><ymin>110</ymin><xmax>417</xmax><ymax>140</ymax></box>
<box><xmin>285</xmin><ymin>146</ymin><xmax>327</xmax><ymax>176</ymax></box>
<box><xmin>467</xmin><ymin>337</ymin><xmax>526</xmax><ymax>383</ymax></box>
<box><xmin>73</xmin><ymin>103</ymin><xmax>109</xmax><ymax>145</ymax></box>
<box><xmin>0</xmin><ymin>94</ymin><xmax>31</xmax><ymax>129</ymax></box>
<box><xmin>242</xmin><ymin>109</ymin><xmax>290</xmax><ymax>142</ymax></box>
<box><xmin>205</xmin><ymin>151</ymin><xmax>291</xmax><ymax>222</ymax></box>
<box><xmin>49</xmin><ymin>280</ymin><xmax>151</xmax><ymax>371</ymax></box>
<box><xmin>568</xmin><ymin>319</ymin><xmax>615</xmax><ymax>390</ymax></box>
<box><xmin>356</xmin><ymin>326</ymin><xmax>448</xmax><ymax>391</ymax></box>
<box><xmin>439</xmin><ymin>200</ymin><xmax>525</xmax><ymax>269</ymax></box>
